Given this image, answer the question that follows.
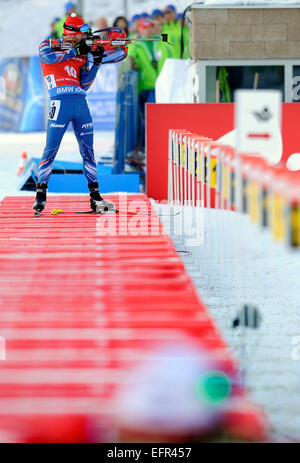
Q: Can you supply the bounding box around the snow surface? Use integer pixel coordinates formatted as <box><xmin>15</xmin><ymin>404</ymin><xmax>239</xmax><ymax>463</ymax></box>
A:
<box><xmin>153</xmin><ymin>201</ymin><xmax>300</xmax><ymax>441</ymax></box>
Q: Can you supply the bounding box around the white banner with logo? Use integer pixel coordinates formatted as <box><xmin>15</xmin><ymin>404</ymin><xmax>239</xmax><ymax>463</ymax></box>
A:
<box><xmin>235</xmin><ymin>89</ymin><xmax>282</xmax><ymax>165</ymax></box>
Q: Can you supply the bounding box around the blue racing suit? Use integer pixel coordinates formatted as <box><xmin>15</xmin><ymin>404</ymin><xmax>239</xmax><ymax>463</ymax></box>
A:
<box><xmin>38</xmin><ymin>38</ymin><xmax>100</xmax><ymax>185</ymax></box>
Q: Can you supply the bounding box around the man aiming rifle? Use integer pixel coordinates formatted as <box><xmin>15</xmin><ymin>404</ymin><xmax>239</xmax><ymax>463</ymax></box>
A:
<box><xmin>34</xmin><ymin>13</ymin><xmax>169</xmax><ymax>215</ymax></box>
<box><xmin>34</xmin><ymin>13</ymin><xmax>121</xmax><ymax>215</ymax></box>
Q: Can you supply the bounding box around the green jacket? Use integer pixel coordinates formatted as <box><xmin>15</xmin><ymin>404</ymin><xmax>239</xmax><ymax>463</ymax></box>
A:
<box><xmin>162</xmin><ymin>22</ymin><xmax>180</xmax><ymax>58</ymax></box>
<box><xmin>55</xmin><ymin>15</ymin><xmax>67</xmax><ymax>38</ymax></box>
<box><xmin>162</xmin><ymin>20</ymin><xmax>178</xmax><ymax>34</ymax></box>
<box><xmin>153</xmin><ymin>39</ymin><xmax>173</xmax><ymax>75</ymax></box>
<box><xmin>162</xmin><ymin>22</ymin><xmax>190</xmax><ymax>59</ymax></box>
<box><xmin>128</xmin><ymin>32</ymin><xmax>139</xmax><ymax>39</ymax></box>
<box><xmin>128</xmin><ymin>41</ymin><xmax>158</xmax><ymax>93</ymax></box>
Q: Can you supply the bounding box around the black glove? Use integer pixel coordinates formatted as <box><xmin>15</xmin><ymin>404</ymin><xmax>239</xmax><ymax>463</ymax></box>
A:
<box><xmin>75</xmin><ymin>40</ymin><xmax>90</xmax><ymax>56</ymax></box>
<box><xmin>91</xmin><ymin>45</ymin><xmax>106</xmax><ymax>66</ymax></box>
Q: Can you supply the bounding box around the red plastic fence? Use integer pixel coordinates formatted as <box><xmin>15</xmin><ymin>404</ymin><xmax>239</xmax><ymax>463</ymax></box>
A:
<box><xmin>0</xmin><ymin>195</ymin><xmax>266</xmax><ymax>442</ymax></box>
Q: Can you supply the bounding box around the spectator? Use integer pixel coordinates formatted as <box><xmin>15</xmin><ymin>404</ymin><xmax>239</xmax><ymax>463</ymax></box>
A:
<box><xmin>162</xmin><ymin>5</ymin><xmax>190</xmax><ymax>59</ymax></box>
<box><xmin>128</xmin><ymin>14</ymin><xmax>140</xmax><ymax>38</ymax></box>
<box><xmin>151</xmin><ymin>9</ymin><xmax>164</xmax><ymax>25</ymax></box>
<box><xmin>162</xmin><ymin>4</ymin><xmax>178</xmax><ymax>30</ymax></box>
<box><xmin>151</xmin><ymin>8</ymin><xmax>177</xmax><ymax>65</ymax></box>
<box><xmin>55</xmin><ymin>2</ymin><xmax>79</xmax><ymax>38</ymax></box>
<box><xmin>127</xmin><ymin>18</ymin><xmax>157</xmax><ymax>152</ymax></box>
<box><xmin>162</xmin><ymin>5</ymin><xmax>180</xmax><ymax>58</ymax></box>
<box><xmin>152</xmin><ymin>17</ymin><xmax>173</xmax><ymax>74</ymax></box>
<box><xmin>113</xmin><ymin>16</ymin><xmax>128</xmax><ymax>36</ymax></box>
<box><xmin>96</xmin><ymin>17</ymin><xmax>109</xmax><ymax>30</ymax></box>
<box><xmin>152</xmin><ymin>15</ymin><xmax>163</xmax><ymax>35</ymax></box>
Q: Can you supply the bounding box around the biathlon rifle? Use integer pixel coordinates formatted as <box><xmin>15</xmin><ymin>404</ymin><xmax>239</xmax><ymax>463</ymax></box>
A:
<box><xmin>49</xmin><ymin>27</ymin><xmax>171</xmax><ymax>52</ymax></box>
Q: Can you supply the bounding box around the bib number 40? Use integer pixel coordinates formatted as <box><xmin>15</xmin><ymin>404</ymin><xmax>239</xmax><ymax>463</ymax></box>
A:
<box><xmin>64</xmin><ymin>65</ymin><xmax>77</xmax><ymax>78</ymax></box>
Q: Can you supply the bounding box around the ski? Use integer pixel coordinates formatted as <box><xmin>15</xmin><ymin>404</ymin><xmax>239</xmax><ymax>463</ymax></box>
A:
<box><xmin>33</xmin><ymin>208</ymin><xmax>181</xmax><ymax>217</ymax></box>
<box><xmin>48</xmin><ymin>209</ymin><xmax>181</xmax><ymax>217</ymax></box>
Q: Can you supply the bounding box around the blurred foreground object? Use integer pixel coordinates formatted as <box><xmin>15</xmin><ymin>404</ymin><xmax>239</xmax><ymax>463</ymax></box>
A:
<box><xmin>115</xmin><ymin>341</ymin><xmax>267</xmax><ymax>442</ymax></box>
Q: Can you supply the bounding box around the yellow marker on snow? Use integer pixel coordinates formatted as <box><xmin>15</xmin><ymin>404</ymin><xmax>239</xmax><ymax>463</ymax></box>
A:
<box><xmin>50</xmin><ymin>208</ymin><xmax>63</xmax><ymax>216</ymax></box>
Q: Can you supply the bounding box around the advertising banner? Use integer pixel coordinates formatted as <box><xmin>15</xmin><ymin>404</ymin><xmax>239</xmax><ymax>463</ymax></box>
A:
<box><xmin>87</xmin><ymin>63</ymin><xmax>118</xmax><ymax>131</ymax></box>
<box><xmin>114</xmin><ymin>70</ymin><xmax>138</xmax><ymax>173</ymax></box>
<box><xmin>0</xmin><ymin>58</ymin><xmax>118</xmax><ymax>132</ymax></box>
<box><xmin>235</xmin><ymin>90</ymin><xmax>282</xmax><ymax>165</ymax></box>
<box><xmin>20</xmin><ymin>56</ymin><xmax>45</xmax><ymax>132</ymax></box>
<box><xmin>0</xmin><ymin>57</ymin><xmax>29</xmax><ymax>132</ymax></box>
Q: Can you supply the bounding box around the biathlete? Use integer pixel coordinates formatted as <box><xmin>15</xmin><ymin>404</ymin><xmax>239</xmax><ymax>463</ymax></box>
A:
<box><xmin>34</xmin><ymin>13</ymin><xmax>118</xmax><ymax>214</ymax></box>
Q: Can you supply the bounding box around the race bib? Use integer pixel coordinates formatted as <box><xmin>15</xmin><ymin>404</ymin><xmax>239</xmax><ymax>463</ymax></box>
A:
<box><xmin>45</xmin><ymin>74</ymin><xmax>57</xmax><ymax>90</ymax></box>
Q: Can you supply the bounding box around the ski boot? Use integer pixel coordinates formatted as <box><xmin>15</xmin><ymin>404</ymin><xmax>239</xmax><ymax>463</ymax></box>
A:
<box><xmin>88</xmin><ymin>182</ymin><xmax>117</xmax><ymax>214</ymax></box>
<box><xmin>33</xmin><ymin>183</ymin><xmax>47</xmax><ymax>216</ymax></box>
